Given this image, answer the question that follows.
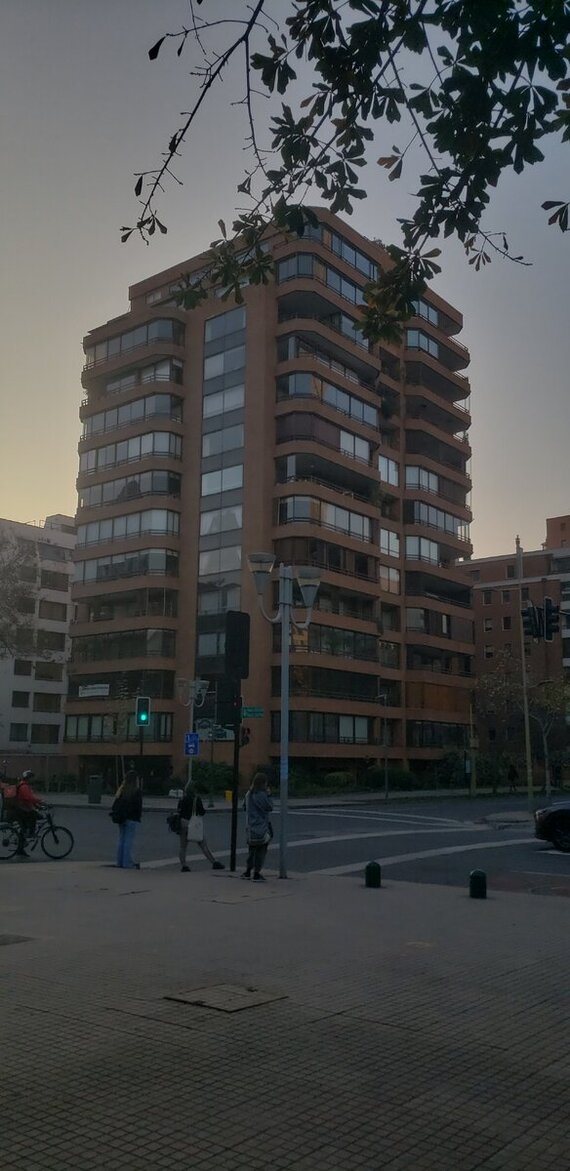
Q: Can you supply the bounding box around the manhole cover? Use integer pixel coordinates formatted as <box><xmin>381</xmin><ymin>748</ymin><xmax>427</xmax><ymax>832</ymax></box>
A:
<box><xmin>165</xmin><ymin>983</ymin><xmax>286</xmax><ymax>1013</ymax></box>
<box><xmin>0</xmin><ymin>935</ymin><xmax>32</xmax><ymax>947</ymax></box>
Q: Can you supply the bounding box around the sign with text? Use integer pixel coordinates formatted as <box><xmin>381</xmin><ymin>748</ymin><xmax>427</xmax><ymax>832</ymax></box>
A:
<box><xmin>241</xmin><ymin>706</ymin><xmax>264</xmax><ymax>718</ymax></box>
<box><xmin>184</xmin><ymin>732</ymin><xmax>200</xmax><ymax>757</ymax></box>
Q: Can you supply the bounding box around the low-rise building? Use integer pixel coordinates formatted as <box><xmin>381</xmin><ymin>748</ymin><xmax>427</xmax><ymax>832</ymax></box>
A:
<box><xmin>0</xmin><ymin>515</ymin><xmax>75</xmax><ymax>779</ymax></box>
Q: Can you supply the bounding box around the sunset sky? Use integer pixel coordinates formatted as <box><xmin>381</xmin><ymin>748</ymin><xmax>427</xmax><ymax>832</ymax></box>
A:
<box><xmin>1</xmin><ymin>0</ymin><xmax>568</xmax><ymax>556</ymax></box>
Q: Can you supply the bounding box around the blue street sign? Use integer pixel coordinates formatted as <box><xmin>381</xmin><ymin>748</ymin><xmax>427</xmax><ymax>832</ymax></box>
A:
<box><xmin>184</xmin><ymin>732</ymin><xmax>200</xmax><ymax>757</ymax></box>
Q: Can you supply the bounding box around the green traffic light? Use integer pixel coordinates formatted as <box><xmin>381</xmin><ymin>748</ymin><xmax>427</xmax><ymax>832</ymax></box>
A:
<box><xmin>140</xmin><ymin>713</ymin><xmax>148</xmax><ymax>722</ymax></box>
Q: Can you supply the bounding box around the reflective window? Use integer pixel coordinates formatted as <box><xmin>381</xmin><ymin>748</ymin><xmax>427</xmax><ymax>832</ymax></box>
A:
<box><xmin>405</xmin><ymin>329</ymin><xmax>439</xmax><ymax>358</ymax></box>
<box><xmin>201</xmin><ymin>465</ymin><xmax>243</xmax><ymax>496</ymax></box>
<box><xmin>380</xmin><ymin>529</ymin><xmax>400</xmax><ymax>557</ymax></box>
<box><xmin>199</xmin><ymin>505</ymin><xmax>243</xmax><ymax>536</ymax></box>
<box><xmin>405</xmin><ymin>536</ymin><xmax>440</xmax><ymax>564</ymax></box>
<box><xmin>77</xmin><ymin>511</ymin><xmax>179</xmax><ymax>547</ymax></box>
<box><xmin>379</xmin><ymin>565</ymin><xmax>400</xmax><ymax>594</ymax></box>
<box><xmin>75</xmin><ymin>548</ymin><xmax>179</xmax><ymax>584</ymax></box>
<box><xmin>379</xmin><ymin>456</ymin><xmax>399</xmax><ymax>486</ymax></box>
<box><xmin>201</xmin><ymin>424</ymin><xmax>244</xmax><ymax>458</ymax></box>
<box><xmin>340</xmin><ymin>430</ymin><xmax>370</xmax><ymax>463</ymax></box>
<box><xmin>412</xmin><ymin>298</ymin><xmax>439</xmax><ymax>326</ymax></box>
<box><xmin>198</xmin><ymin>546</ymin><xmax>242</xmax><ymax>575</ymax></box>
<box><xmin>205</xmin><ymin>307</ymin><xmax>246</xmax><ymax>342</ymax></box>
<box><xmin>79</xmin><ymin>432</ymin><xmax>182</xmax><ymax>474</ymax></box>
<box><xmin>82</xmin><ymin>393</ymin><xmax>182</xmax><ymax>437</ymax></box>
<box><xmin>84</xmin><ymin>320</ymin><xmax>184</xmax><ymax>367</ymax></box>
<box><xmin>203</xmin><ymin>345</ymin><xmax>245</xmax><ymax>381</ymax></box>
<box><xmin>203</xmin><ymin>385</ymin><xmax>244</xmax><ymax>418</ymax></box>
<box><xmin>405</xmin><ymin>465</ymin><xmax>439</xmax><ymax>493</ymax></box>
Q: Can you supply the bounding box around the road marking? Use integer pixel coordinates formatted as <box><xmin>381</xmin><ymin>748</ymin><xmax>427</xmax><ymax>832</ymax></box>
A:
<box><xmin>312</xmin><ymin>837</ymin><xmax>535</xmax><ymax>875</ymax></box>
<box><xmin>290</xmin><ymin>809</ymin><xmax>471</xmax><ymax>827</ymax></box>
<box><xmin>138</xmin><ymin>826</ymin><xmax>491</xmax><ymax>870</ymax></box>
<box><xmin>518</xmin><ymin>868</ymin><xmax>570</xmax><ymax>877</ymax></box>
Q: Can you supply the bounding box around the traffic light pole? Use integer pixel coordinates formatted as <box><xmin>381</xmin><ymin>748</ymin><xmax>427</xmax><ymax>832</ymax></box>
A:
<box><xmin>229</xmin><ymin>682</ymin><xmax>242</xmax><ymax>873</ymax></box>
<box><xmin>516</xmin><ymin>537</ymin><xmax>534</xmax><ymax>810</ymax></box>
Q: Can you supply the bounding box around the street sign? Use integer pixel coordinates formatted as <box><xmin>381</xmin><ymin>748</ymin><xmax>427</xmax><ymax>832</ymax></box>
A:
<box><xmin>184</xmin><ymin>732</ymin><xmax>200</xmax><ymax>757</ymax></box>
<box><xmin>241</xmin><ymin>706</ymin><xmax>264</xmax><ymax>718</ymax></box>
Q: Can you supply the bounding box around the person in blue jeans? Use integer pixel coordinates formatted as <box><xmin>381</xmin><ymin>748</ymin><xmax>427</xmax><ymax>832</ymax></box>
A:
<box><xmin>112</xmin><ymin>770</ymin><xmax>142</xmax><ymax>869</ymax></box>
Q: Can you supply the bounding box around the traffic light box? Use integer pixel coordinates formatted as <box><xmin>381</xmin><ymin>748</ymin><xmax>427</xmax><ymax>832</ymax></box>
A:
<box><xmin>521</xmin><ymin>604</ymin><xmax>540</xmax><ymax>639</ymax></box>
<box><xmin>240</xmin><ymin>726</ymin><xmax>251</xmax><ymax>748</ymax></box>
<box><xmin>135</xmin><ymin>696</ymin><xmax>151</xmax><ymax>726</ymax></box>
<box><xmin>544</xmin><ymin>597</ymin><xmax>560</xmax><ymax>641</ymax></box>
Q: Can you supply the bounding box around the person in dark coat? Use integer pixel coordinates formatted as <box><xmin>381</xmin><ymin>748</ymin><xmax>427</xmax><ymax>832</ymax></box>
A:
<box><xmin>242</xmin><ymin>773</ymin><xmax>273</xmax><ymax>881</ymax></box>
<box><xmin>112</xmin><ymin>770</ymin><xmax>142</xmax><ymax>869</ymax></box>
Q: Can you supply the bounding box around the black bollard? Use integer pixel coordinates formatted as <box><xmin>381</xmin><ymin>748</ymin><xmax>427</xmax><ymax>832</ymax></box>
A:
<box><xmin>469</xmin><ymin>869</ymin><xmax>487</xmax><ymax>899</ymax></box>
<box><xmin>365</xmin><ymin>861</ymin><xmax>381</xmax><ymax>888</ymax></box>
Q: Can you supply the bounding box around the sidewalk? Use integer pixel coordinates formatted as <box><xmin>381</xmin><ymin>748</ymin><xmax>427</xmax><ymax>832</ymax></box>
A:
<box><xmin>1</xmin><ymin>858</ymin><xmax>567</xmax><ymax>1170</ymax></box>
<box><xmin>36</xmin><ymin>786</ymin><xmax>542</xmax><ymax>813</ymax></box>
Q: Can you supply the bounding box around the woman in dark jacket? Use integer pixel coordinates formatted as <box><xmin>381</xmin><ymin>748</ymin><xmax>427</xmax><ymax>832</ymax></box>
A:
<box><xmin>178</xmin><ymin>782</ymin><xmax>225</xmax><ymax>873</ymax></box>
<box><xmin>112</xmin><ymin>770</ymin><xmax>142</xmax><ymax>869</ymax></box>
<box><xmin>242</xmin><ymin>773</ymin><xmax>273</xmax><ymax>881</ymax></box>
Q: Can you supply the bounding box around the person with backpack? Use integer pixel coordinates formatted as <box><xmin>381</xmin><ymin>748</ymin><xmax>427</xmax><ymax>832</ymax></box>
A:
<box><xmin>110</xmin><ymin>770</ymin><xmax>142</xmax><ymax>869</ymax></box>
<box><xmin>2</xmin><ymin>770</ymin><xmax>44</xmax><ymax>858</ymax></box>
<box><xmin>177</xmin><ymin>781</ymin><xmax>225</xmax><ymax>873</ymax></box>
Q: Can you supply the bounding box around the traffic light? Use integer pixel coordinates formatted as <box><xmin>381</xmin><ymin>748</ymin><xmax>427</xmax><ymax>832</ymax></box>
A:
<box><xmin>225</xmin><ymin>610</ymin><xmax>250</xmax><ymax>680</ymax></box>
<box><xmin>240</xmin><ymin>726</ymin><xmax>251</xmax><ymax>748</ymax></box>
<box><xmin>521</xmin><ymin>604</ymin><xmax>539</xmax><ymax>639</ymax></box>
<box><xmin>135</xmin><ymin>696</ymin><xmax>151</xmax><ymax>726</ymax></box>
<box><xmin>544</xmin><ymin>597</ymin><xmax>560</xmax><ymax>641</ymax></box>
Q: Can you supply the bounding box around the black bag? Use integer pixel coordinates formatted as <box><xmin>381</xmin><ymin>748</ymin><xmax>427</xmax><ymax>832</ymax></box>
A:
<box><xmin>110</xmin><ymin>797</ymin><xmax>126</xmax><ymax>825</ymax></box>
<box><xmin>166</xmin><ymin>812</ymin><xmax>181</xmax><ymax>835</ymax></box>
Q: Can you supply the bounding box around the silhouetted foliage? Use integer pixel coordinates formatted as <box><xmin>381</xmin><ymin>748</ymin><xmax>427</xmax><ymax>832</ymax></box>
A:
<box><xmin>123</xmin><ymin>1</ymin><xmax>570</xmax><ymax>338</ymax></box>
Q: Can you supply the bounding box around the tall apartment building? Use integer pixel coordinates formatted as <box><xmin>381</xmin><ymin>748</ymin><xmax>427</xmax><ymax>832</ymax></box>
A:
<box><xmin>466</xmin><ymin>516</ymin><xmax>570</xmax><ymax>758</ymax></box>
<box><xmin>66</xmin><ymin>210</ymin><xmax>474</xmax><ymax>784</ymax></box>
<box><xmin>0</xmin><ymin>514</ymin><xmax>75</xmax><ymax>777</ymax></box>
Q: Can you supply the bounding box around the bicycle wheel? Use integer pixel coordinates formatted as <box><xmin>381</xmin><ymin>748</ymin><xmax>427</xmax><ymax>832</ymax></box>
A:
<box><xmin>0</xmin><ymin>822</ymin><xmax>20</xmax><ymax>860</ymax></box>
<box><xmin>41</xmin><ymin>824</ymin><xmax>74</xmax><ymax>860</ymax></box>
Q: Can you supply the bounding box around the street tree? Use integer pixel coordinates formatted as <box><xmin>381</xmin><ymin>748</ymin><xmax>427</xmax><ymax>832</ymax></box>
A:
<box><xmin>476</xmin><ymin>649</ymin><xmax>570</xmax><ymax>795</ymax></box>
<box><xmin>122</xmin><ymin>0</ymin><xmax>570</xmax><ymax>339</ymax></box>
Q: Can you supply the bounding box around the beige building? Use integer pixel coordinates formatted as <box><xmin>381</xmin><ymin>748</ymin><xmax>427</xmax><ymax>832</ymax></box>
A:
<box><xmin>66</xmin><ymin>211</ymin><xmax>474</xmax><ymax>785</ymax></box>
<box><xmin>0</xmin><ymin>514</ymin><xmax>75</xmax><ymax>779</ymax></box>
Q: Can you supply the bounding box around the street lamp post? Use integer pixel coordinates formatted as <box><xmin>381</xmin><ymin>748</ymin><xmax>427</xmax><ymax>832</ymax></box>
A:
<box><xmin>247</xmin><ymin>555</ymin><xmax>320</xmax><ymax>878</ymax></box>
<box><xmin>176</xmin><ymin>677</ymin><xmax>209</xmax><ymax>788</ymax></box>
<box><xmin>376</xmin><ymin>692</ymin><xmax>389</xmax><ymax>800</ymax></box>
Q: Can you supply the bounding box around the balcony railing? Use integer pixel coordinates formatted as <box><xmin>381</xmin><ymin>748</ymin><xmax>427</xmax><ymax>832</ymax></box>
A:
<box><xmin>277</xmin><ymin>309</ymin><xmax>371</xmax><ymax>351</ymax></box>
<box><xmin>276</xmin><ymin>515</ymin><xmax>373</xmax><ymax>544</ymax></box>
<box><xmin>276</xmin><ymin>429</ymin><xmax>374</xmax><ymax>467</ymax></box>
<box><xmin>279</xmin><ymin>336</ymin><xmax>375</xmax><ymax>389</ymax></box>
<box><xmin>278</xmin><ymin>473</ymin><xmax>373</xmax><ymax>506</ymax></box>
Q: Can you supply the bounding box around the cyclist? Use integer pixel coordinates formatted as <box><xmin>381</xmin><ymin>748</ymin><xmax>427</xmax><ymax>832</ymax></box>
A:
<box><xmin>10</xmin><ymin>770</ymin><xmax>44</xmax><ymax>857</ymax></box>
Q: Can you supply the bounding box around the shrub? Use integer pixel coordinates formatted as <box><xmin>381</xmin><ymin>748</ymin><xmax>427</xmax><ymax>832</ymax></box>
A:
<box><xmin>363</xmin><ymin>765</ymin><xmax>419</xmax><ymax>791</ymax></box>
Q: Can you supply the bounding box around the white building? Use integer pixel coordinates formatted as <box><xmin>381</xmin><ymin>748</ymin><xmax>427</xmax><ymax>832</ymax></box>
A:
<box><xmin>0</xmin><ymin>514</ymin><xmax>75</xmax><ymax>780</ymax></box>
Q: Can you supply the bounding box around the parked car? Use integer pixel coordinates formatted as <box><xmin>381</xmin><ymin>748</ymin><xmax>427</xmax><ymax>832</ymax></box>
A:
<box><xmin>534</xmin><ymin>801</ymin><xmax>570</xmax><ymax>852</ymax></box>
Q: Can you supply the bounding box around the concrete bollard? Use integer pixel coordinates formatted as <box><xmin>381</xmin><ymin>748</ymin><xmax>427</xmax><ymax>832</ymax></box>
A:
<box><xmin>365</xmin><ymin>861</ymin><xmax>381</xmax><ymax>888</ymax></box>
<box><xmin>469</xmin><ymin>869</ymin><xmax>487</xmax><ymax>899</ymax></box>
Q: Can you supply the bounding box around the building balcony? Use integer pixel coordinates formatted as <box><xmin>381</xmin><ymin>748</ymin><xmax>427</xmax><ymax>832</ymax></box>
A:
<box><xmin>405</xmin><ymin>390</ymin><xmax>471</xmax><ymax>437</ymax></box>
<box><xmin>405</xmin><ymin>356</ymin><xmax>470</xmax><ymax>402</ymax></box>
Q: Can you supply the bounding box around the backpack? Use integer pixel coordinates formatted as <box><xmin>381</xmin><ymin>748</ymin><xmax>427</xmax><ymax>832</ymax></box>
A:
<box><xmin>109</xmin><ymin>796</ymin><xmax>127</xmax><ymax>825</ymax></box>
<box><xmin>1</xmin><ymin>782</ymin><xmax>21</xmax><ymax>820</ymax></box>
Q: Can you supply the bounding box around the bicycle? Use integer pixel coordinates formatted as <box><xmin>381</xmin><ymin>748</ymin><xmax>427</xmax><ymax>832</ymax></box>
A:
<box><xmin>0</xmin><ymin>806</ymin><xmax>74</xmax><ymax>861</ymax></box>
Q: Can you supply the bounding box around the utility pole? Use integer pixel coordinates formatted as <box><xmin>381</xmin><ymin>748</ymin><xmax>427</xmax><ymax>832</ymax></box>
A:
<box><xmin>516</xmin><ymin>536</ymin><xmax>534</xmax><ymax>809</ymax></box>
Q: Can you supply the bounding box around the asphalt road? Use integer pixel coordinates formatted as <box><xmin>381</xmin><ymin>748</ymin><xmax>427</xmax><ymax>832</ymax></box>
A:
<box><xmin>14</xmin><ymin>796</ymin><xmax>570</xmax><ymax>894</ymax></box>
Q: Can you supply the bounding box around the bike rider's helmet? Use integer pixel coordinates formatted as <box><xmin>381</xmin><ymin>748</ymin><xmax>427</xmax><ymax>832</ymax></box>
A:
<box><xmin>22</xmin><ymin>770</ymin><xmax>34</xmax><ymax>779</ymax></box>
